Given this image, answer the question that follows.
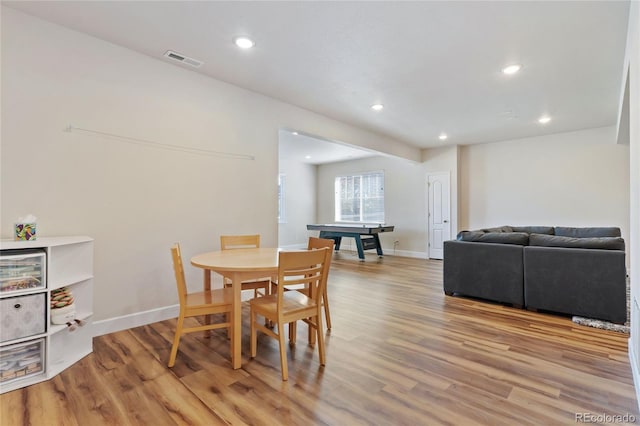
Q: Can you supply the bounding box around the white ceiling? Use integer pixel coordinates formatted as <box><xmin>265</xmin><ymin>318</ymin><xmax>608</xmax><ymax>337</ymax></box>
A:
<box><xmin>279</xmin><ymin>131</ymin><xmax>379</xmax><ymax>165</ymax></box>
<box><xmin>4</xmin><ymin>1</ymin><xmax>630</xmax><ymax>155</ymax></box>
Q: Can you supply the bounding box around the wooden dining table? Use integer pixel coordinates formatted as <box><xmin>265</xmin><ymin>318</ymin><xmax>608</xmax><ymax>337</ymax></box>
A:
<box><xmin>190</xmin><ymin>247</ymin><xmax>279</xmax><ymax>369</ymax></box>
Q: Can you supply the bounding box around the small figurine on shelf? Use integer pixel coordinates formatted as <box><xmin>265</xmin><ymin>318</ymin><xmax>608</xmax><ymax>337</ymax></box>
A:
<box><xmin>50</xmin><ymin>287</ymin><xmax>76</xmax><ymax>325</ymax></box>
<box><xmin>65</xmin><ymin>319</ymin><xmax>86</xmax><ymax>331</ymax></box>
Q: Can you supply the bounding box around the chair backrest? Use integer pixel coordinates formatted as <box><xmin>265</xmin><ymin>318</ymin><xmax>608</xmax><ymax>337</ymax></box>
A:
<box><xmin>220</xmin><ymin>234</ymin><xmax>260</xmax><ymax>250</ymax></box>
<box><xmin>308</xmin><ymin>236</ymin><xmax>334</xmax><ymax>282</ymax></box>
<box><xmin>308</xmin><ymin>237</ymin><xmax>334</xmax><ymax>262</ymax></box>
<box><xmin>276</xmin><ymin>248</ymin><xmax>330</xmax><ymax>307</ymax></box>
<box><xmin>170</xmin><ymin>243</ymin><xmax>188</xmax><ymax>306</ymax></box>
<box><xmin>307</xmin><ymin>236</ymin><xmax>333</xmax><ymax>251</ymax></box>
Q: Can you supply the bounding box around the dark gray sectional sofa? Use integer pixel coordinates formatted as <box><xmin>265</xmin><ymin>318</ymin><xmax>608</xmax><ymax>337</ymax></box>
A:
<box><xmin>443</xmin><ymin>226</ymin><xmax>626</xmax><ymax>323</ymax></box>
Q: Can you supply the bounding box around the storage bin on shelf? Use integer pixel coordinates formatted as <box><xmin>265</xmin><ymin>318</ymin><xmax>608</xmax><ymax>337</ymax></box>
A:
<box><xmin>0</xmin><ymin>250</ymin><xmax>46</xmax><ymax>295</ymax></box>
<box><xmin>0</xmin><ymin>293</ymin><xmax>46</xmax><ymax>343</ymax></box>
<box><xmin>0</xmin><ymin>339</ymin><xmax>45</xmax><ymax>384</ymax></box>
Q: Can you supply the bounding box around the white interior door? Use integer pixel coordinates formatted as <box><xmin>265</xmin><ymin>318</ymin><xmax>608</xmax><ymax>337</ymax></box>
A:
<box><xmin>428</xmin><ymin>173</ymin><xmax>451</xmax><ymax>259</ymax></box>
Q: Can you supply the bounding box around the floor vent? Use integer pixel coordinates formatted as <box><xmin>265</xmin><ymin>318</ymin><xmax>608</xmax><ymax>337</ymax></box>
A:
<box><xmin>163</xmin><ymin>50</ymin><xmax>203</xmax><ymax>68</ymax></box>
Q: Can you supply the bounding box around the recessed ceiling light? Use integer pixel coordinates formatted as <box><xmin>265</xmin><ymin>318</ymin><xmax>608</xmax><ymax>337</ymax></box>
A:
<box><xmin>292</xmin><ymin>131</ymin><xmax>298</xmax><ymax>136</ymax></box>
<box><xmin>234</xmin><ymin>36</ymin><xmax>255</xmax><ymax>49</ymax></box>
<box><xmin>538</xmin><ymin>116</ymin><xmax>551</xmax><ymax>124</ymax></box>
<box><xmin>371</xmin><ymin>104</ymin><xmax>384</xmax><ymax>111</ymax></box>
<box><xmin>439</xmin><ymin>133</ymin><xmax>448</xmax><ymax>140</ymax></box>
<box><xmin>502</xmin><ymin>64</ymin><xmax>522</xmax><ymax>75</ymax></box>
<box><xmin>305</xmin><ymin>155</ymin><xmax>311</xmax><ymax>159</ymax></box>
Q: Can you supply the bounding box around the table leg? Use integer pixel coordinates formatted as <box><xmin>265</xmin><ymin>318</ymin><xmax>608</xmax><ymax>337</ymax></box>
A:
<box><xmin>334</xmin><ymin>236</ymin><xmax>342</xmax><ymax>251</ymax></box>
<box><xmin>354</xmin><ymin>236</ymin><xmax>365</xmax><ymax>260</ymax></box>
<box><xmin>203</xmin><ymin>269</ymin><xmax>211</xmax><ymax>291</ymax></box>
<box><xmin>203</xmin><ymin>270</ymin><xmax>212</xmax><ymax>336</ymax></box>
<box><xmin>373</xmin><ymin>234</ymin><xmax>384</xmax><ymax>256</ymax></box>
<box><xmin>231</xmin><ymin>272</ymin><xmax>242</xmax><ymax>369</ymax></box>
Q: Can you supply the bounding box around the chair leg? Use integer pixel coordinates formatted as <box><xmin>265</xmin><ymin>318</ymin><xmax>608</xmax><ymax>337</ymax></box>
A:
<box><xmin>168</xmin><ymin>315</ymin><xmax>185</xmax><ymax>367</ymax></box>
<box><xmin>250</xmin><ymin>309</ymin><xmax>257</xmax><ymax>358</ymax></box>
<box><xmin>228</xmin><ymin>311</ymin><xmax>234</xmax><ymax>363</ymax></box>
<box><xmin>205</xmin><ymin>314</ymin><xmax>212</xmax><ymax>338</ymax></box>
<box><xmin>308</xmin><ymin>316</ymin><xmax>316</xmax><ymax>346</ymax></box>
<box><xmin>277</xmin><ymin>322</ymin><xmax>288</xmax><ymax>381</ymax></box>
<box><xmin>316</xmin><ymin>310</ymin><xmax>326</xmax><ymax>366</ymax></box>
<box><xmin>289</xmin><ymin>321</ymin><xmax>297</xmax><ymax>345</ymax></box>
<box><xmin>323</xmin><ymin>288</ymin><xmax>332</xmax><ymax>330</ymax></box>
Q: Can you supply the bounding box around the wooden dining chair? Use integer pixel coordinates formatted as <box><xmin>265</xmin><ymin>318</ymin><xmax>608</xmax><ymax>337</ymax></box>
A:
<box><xmin>249</xmin><ymin>247</ymin><xmax>331</xmax><ymax>381</ymax></box>
<box><xmin>284</xmin><ymin>237</ymin><xmax>335</xmax><ymax>345</ymax></box>
<box><xmin>305</xmin><ymin>237</ymin><xmax>334</xmax><ymax>329</ymax></box>
<box><xmin>168</xmin><ymin>243</ymin><xmax>233</xmax><ymax>368</ymax></box>
<box><xmin>220</xmin><ymin>235</ymin><xmax>271</xmax><ymax>297</ymax></box>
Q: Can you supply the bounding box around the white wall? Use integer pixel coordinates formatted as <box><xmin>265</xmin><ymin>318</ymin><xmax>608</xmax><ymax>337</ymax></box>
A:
<box><xmin>460</xmin><ymin>126</ymin><xmax>630</xmax><ymax>249</ymax></box>
<box><xmin>277</xmin><ymin>131</ymin><xmax>316</xmax><ymax>248</ymax></box>
<box><xmin>0</xmin><ymin>8</ymin><xmax>416</xmax><ymax>328</ymax></box>
<box><xmin>623</xmin><ymin>0</ymin><xmax>640</xmax><ymax>407</ymax></box>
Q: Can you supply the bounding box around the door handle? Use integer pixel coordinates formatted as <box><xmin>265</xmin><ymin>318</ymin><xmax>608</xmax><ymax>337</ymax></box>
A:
<box><xmin>443</xmin><ymin>220</ymin><xmax>449</xmax><ymax>223</ymax></box>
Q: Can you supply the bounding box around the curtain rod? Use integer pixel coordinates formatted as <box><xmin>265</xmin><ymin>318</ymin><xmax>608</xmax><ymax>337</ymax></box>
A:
<box><xmin>64</xmin><ymin>125</ymin><xmax>255</xmax><ymax>160</ymax></box>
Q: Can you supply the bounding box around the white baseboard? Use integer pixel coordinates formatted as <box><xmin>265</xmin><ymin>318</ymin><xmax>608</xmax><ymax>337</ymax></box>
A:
<box><xmin>387</xmin><ymin>249</ymin><xmax>429</xmax><ymax>259</ymax></box>
<box><xmin>629</xmin><ymin>339</ymin><xmax>640</xmax><ymax>413</ymax></box>
<box><xmin>92</xmin><ymin>304</ymin><xmax>179</xmax><ymax>337</ymax></box>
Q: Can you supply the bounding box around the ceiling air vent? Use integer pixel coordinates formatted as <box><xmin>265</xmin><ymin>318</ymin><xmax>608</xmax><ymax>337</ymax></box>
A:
<box><xmin>163</xmin><ymin>50</ymin><xmax>203</xmax><ymax>68</ymax></box>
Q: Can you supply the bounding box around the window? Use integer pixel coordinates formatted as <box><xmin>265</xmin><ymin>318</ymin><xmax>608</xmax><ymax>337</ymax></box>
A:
<box><xmin>278</xmin><ymin>174</ymin><xmax>286</xmax><ymax>223</ymax></box>
<box><xmin>334</xmin><ymin>171</ymin><xmax>384</xmax><ymax>223</ymax></box>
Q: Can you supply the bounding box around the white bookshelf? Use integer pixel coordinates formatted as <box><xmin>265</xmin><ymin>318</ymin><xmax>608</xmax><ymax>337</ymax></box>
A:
<box><xmin>0</xmin><ymin>236</ymin><xmax>93</xmax><ymax>393</ymax></box>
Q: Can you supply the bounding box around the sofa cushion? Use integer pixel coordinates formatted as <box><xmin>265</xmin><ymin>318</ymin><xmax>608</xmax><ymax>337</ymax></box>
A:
<box><xmin>554</xmin><ymin>226</ymin><xmax>621</xmax><ymax>238</ymax></box>
<box><xmin>458</xmin><ymin>231</ymin><xmax>529</xmax><ymax>245</ymax></box>
<box><xmin>481</xmin><ymin>226</ymin><xmax>513</xmax><ymax>233</ymax></box>
<box><xmin>511</xmin><ymin>226</ymin><xmax>554</xmax><ymax>235</ymax></box>
<box><xmin>529</xmin><ymin>233</ymin><xmax>625</xmax><ymax>251</ymax></box>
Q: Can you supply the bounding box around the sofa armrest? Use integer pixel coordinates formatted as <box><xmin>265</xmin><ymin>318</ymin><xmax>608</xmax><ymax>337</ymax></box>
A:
<box><xmin>443</xmin><ymin>240</ymin><xmax>524</xmax><ymax>306</ymax></box>
<box><xmin>523</xmin><ymin>246</ymin><xmax>626</xmax><ymax>323</ymax></box>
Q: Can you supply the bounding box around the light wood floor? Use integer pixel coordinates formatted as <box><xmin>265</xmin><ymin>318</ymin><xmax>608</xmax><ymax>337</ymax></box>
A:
<box><xmin>2</xmin><ymin>253</ymin><xmax>638</xmax><ymax>425</ymax></box>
